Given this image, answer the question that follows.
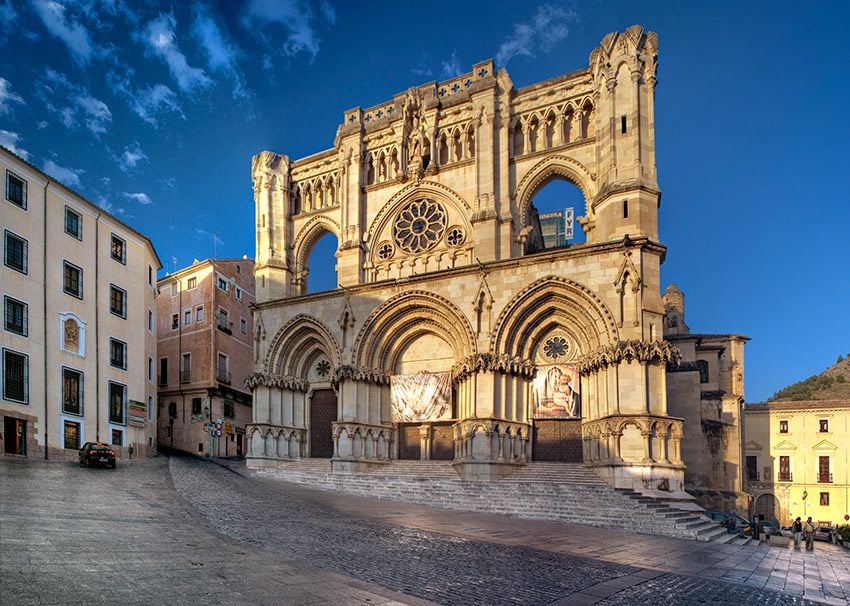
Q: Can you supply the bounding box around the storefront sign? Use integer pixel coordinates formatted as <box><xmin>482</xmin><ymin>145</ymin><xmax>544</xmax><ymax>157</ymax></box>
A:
<box><xmin>128</xmin><ymin>400</ymin><xmax>147</xmax><ymax>427</ymax></box>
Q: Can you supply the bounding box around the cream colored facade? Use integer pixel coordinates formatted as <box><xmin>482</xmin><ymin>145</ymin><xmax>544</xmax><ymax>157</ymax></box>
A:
<box><xmin>744</xmin><ymin>401</ymin><xmax>850</xmax><ymax>527</ymax></box>
<box><xmin>663</xmin><ymin>285</ymin><xmax>749</xmax><ymax>512</ymax></box>
<box><xmin>156</xmin><ymin>259</ymin><xmax>254</xmax><ymax>457</ymax></box>
<box><xmin>247</xmin><ymin>26</ymin><xmax>689</xmax><ymax>491</ymax></box>
<box><xmin>1</xmin><ymin>147</ymin><xmax>161</xmax><ymax>459</ymax></box>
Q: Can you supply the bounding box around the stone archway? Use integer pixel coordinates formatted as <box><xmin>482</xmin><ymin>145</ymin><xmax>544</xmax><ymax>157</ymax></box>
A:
<box><xmin>754</xmin><ymin>493</ymin><xmax>779</xmax><ymax>524</ymax></box>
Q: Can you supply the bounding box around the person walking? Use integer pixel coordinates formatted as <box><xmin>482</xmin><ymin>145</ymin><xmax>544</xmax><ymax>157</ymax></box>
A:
<box><xmin>804</xmin><ymin>516</ymin><xmax>816</xmax><ymax>551</ymax></box>
<box><xmin>792</xmin><ymin>517</ymin><xmax>803</xmax><ymax>549</ymax></box>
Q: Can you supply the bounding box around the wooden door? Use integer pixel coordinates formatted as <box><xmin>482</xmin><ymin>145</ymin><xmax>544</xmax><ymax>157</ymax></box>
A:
<box><xmin>309</xmin><ymin>389</ymin><xmax>337</xmax><ymax>458</ymax></box>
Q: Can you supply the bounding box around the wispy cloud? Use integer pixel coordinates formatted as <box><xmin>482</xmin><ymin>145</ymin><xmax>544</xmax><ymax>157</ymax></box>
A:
<box><xmin>243</xmin><ymin>0</ymin><xmax>335</xmax><ymax>61</ymax></box>
<box><xmin>191</xmin><ymin>3</ymin><xmax>247</xmax><ymax>99</ymax></box>
<box><xmin>44</xmin><ymin>159</ymin><xmax>83</xmax><ymax>188</ymax></box>
<box><xmin>440</xmin><ymin>52</ymin><xmax>463</xmax><ymax>79</ymax></box>
<box><xmin>74</xmin><ymin>93</ymin><xmax>112</xmax><ymax>135</ymax></box>
<box><xmin>40</xmin><ymin>68</ymin><xmax>112</xmax><ymax>136</ymax></box>
<box><xmin>0</xmin><ymin>1</ymin><xmax>18</xmax><ymax>33</ymax></box>
<box><xmin>32</xmin><ymin>0</ymin><xmax>101</xmax><ymax>66</ymax></box>
<box><xmin>116</xmin><ymin>141</ymin><xmax>148</xmax><ymax>173</ymax></box>
<box><xmin>0</xmin><ymin>77</ymin><xmax>24</xmax><ymax>113</ymax></box>
<box><xmin>143</xmin><ymin>13</ymin><xmax>211</xmax><ymax>92</ymax></box>
<box><xmin>0</xmin><ymin>130</ymin><xmax>29</xmax><ymax>160</ymax></box>
<box><xmin>123</xmin><ymin>191</ymin><xmax>153</xmax><ymax>205</ymax></box>
<box><xmin>496</xmin><ymin>4</ymin><xmax>577</xmax><ymax>66</ymax></box>
<box><xmin>108</xmin><ymin>70</ymin><xmax>184</xmax><ymax>126</ymax></box>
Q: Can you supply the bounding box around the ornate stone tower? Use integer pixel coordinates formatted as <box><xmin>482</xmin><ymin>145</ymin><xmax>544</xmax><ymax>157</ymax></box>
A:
<box><xmin>247</xmin><ymin>25</ymin><xmax>685</xmax><ymax>493</ymax></box>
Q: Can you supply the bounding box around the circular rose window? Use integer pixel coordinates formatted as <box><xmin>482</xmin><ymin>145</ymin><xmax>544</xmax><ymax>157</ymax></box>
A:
<box><xmin>393</xmin><ymin>198</ymin><xmax>447</xmax><ymax>253</ymax></box>
<box><xmin>543</xmin><ymin>336</ymin><xmax>569</xmax><ymax>360</ymax></box>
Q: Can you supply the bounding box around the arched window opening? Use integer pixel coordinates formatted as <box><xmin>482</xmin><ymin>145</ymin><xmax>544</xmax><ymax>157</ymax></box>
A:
<box><xmin>526</xmin><ymin>179</ymin><xmax>587</xmax><ymax>253</ymax></box>
<box><xmin>305</xmin><ymin>231</ymin><xmax>338</xmax><ymax>294</ymax></box>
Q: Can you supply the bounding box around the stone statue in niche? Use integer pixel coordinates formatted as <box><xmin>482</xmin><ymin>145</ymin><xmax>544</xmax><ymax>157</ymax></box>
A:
<box><xmin>401</xmin><ymin>88</ymin><xmax>427</xmax><ymax>177</ymax></box>
<box><xmin>64</xmin><ymin>319</ymin><xmax>79</xmax><ymax>353</ymax></box>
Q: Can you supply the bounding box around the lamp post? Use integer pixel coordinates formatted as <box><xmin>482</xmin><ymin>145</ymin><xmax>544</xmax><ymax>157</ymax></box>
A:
<box><xmin>802</xmin><ymin>490</ymin><xmax>808</xmax><ymax>518</ymax></box>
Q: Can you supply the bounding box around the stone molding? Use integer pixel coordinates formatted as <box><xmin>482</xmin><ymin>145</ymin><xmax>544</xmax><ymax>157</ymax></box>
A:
<box><xmin>245</xmin><ymin>373</ymin><xmax>309</xmax><ymax>392</ymax></box>
<box><xmin>578</xmin><ymin>340</ymin><xmax>680</xmax><ymax>375</ymax></box>
<box><xmin>451</xmin><ymin>353</ymin><xmax>536</xmax><ymax>381</ymax></box>
<box><xmin>332</xmin><ymin>364</ymin><xmax>390</xmax><ymax>386</ymax></box>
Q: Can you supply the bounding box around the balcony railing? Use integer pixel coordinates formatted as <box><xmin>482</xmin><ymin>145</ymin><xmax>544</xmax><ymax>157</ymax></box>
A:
<box><xmin>778</xmin><ymin>471</ymin><xmax>793</xmax><ymax>482</ymax></box>
<box><xmin>180</xmin><ymin>370</ymin><xmax>191</xmax><ymax>383</ymax></box>
<box><xmin>217</xmin><ymin>369</ymin><xmax>231</xmax><ymax>384</ymax></box>
<box><xmin>746</xmin><ymin>470</ymin><xmax>760</xmax><ymax>482</ymax></box>
<box><xmin>218</xmin><ymin>319</ymin><xmax>232</xmax><ymax>334</ymax></box>
<box><xmin>818</xmin><ymin>473</ymin><xmax>833</xmax><ymax>483</ymax></box>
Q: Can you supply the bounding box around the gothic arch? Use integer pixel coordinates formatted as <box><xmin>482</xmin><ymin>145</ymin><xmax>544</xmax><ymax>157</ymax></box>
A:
<box><xmin>265</xmin><ymin>314</ymin><xmax>341</xmax><ymax>377</ymax></box>
<box><xmin>491</xmin><ymin>276</ymin><xmax>618</xmax><ymax>360</ymax></box>
<box><xmin>293</xmin><ymin>214</ymin><xmax>341</xmax><ymax>277</ymax></box>
<box><xmin>353</xmin><ymin>290</ymin><xmax>476</xmax><ymax>370</ymax></box>
<box><xmin>514</xmin><ymin>154</ymin><xmax>597</xmax><ymax>228</ymax></box>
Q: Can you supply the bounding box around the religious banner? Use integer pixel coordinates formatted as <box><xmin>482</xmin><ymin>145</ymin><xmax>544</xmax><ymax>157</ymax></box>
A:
<box><xmin>533</xmin><ymin>365</ymin><xmax>580</xmax><ymax>419</ymax></box>
<box><xmin>390</xmin><ymin>372</ymin><xmax>452</xmax><ymax>422</ymax></box>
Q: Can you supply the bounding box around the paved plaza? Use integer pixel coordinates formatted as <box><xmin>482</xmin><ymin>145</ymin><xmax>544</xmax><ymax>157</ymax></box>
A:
<box><xmin>1</xmin><ymin>455</ymin><xmax>847</xmax><ymax>605</ymax></box>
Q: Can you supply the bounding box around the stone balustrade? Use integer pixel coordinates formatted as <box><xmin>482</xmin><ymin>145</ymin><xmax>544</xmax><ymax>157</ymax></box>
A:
<box><xmin>246</xmin><ymin>423</ymin><xmax>306</xmax><ymax>465</ymax></box>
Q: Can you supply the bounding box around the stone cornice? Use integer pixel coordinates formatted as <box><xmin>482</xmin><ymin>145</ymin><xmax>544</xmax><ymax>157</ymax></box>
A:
<box><xmin>578</xmin><ymin>340</ymin><xmax>681</xmax><ymax>375</ymax></box>
<box><xmin>332</xmin><ymin>364</ymin><xmax>390</xmax><ymax>386</ymax></box>
<box><xmin>451</xmin><ymin>353</ymin><xmax>536</xmax><ymax>381</ymax></box>
<box><xmin>245</xmin><ymin>373</ymin><xmax>309</xmax><ymax>392</ymax></box>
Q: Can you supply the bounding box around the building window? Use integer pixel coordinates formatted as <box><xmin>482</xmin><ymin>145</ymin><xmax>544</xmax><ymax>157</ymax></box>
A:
<box><xmin>170</xmin><ymin>282</ymin><xmax>178</xmax><ymax>297</ymax></box>
<box><xmin>217</xmin><ymin>277</ymin><xmax>228</xmax><ymax>292</ymax></box>
<box><xmin>148</xmin><ymin>310</ymin><xmax>154</xmax><ymax>333</ymax></box>
<box><xmin>818</xmin><ymin>456</ymin><xmax>832</xmax><ymax>483</ymax></box>
<box><xmin>108</xmin><ymin>382</ymin><xmax>126</xmax><ymax>425</ymax></box>
<box><xmin>6</xmin><ymin>170</ymin><xmax>27</xmax><ymax>208</ymax></box>
<box><xmin>620</xmin><ymin>115</ymin><xmax>627</xmax><ymax>134</ymax></box>
<box><xmin>111</xmin><ymin>428</ymin><xmax>123</xmax><ymax>446</ymax></box>
<box><xmin>180</xmin><ymin>353</ymin><xmax>190</xmax><ymax>383</ymax></box>
<box><xmin>223</xmin><ymin>400</ymin><xmax>234</xmax><ymax>419</ymax></box>
<box><xmin>778</xmin><ymin>455</ymin><xmax>791</xmax><ymax>482</ymax></box>
<box><xmin>779</xmin><ymin>420</ymin><xmax>788</xmax><ymax>434</ymax></box>
<box><xmin>696</xmin><ymin>360</ymin><xmax>709</xmax><ymax>384</ymax></box>
<box><xmin>109</xmin><ymin>285</ymin><xmax>127</xmax><ymax>318</ymax></box>
<box><xmin>236</xmin><ymin>287</ymin><xmax>242</xmax><ymax>300</ymax></box>
<box><xmin>171</xmin><ymin>314</ymin><xmax>179</xmax><ymax>330</ymax></box>
<box><xmin>109</xmin><ymin>338</ymin><xmax>127</xmax><ymax>370</ymax></box>
<box><xmin>148</xmin><ymin>265</ymin><xmax>152</xmax><ymax>286</ymax></box>
<box><xmin>192</xmin><ymin>398</ymin><xmax>203</xmax><ymax>416</ymax></box>
<box><xmin>148</xmin><ymin>356</ymin><xmax>154</xmax><ymax>383</ymax></box>
<box><xmin>217</xmin><ymin>352</ymin><xmax>229</xmax><ymax>383</ymax></box>
<box><xmin>240</xmin><ymin>318</ymin><xmax>247</xmax><ymax>334</ymax></box>
<box><xmin>4</xmin><ymin>230</ymin><xmax>28</xmax><ymax>274</ymax></box>
<box><xmin>196</xmin><ymin>306</ymin><xmax>205</xmax><ymax>322</ymax></box>
<box><xmin>62</xmin><ymin>367</ymin><xmax>83</xmax><ymax>415</ymax></box>
<box><xmin>187</xmin><ymin>277</ymin><xmax>197</xmax><ymax>289</ymax></box>
<box><xmin>184</xmin><ymin>309</ymin><xmax>191</xmax><ymax>325</ymax></box>
<box><xmin>63</xmin><ymin>262</ymin><xmax>83</xmax><ymax>298</ymax></box>
<box><xmin>158</xmin><ymin>358</ymin><xmax>168</xmax><ymax>385</ymax></box>
<box><xmin>745</xmin><ymin>455</ymin><xmax>758</xmax><ymax>482</ymax></box>
<box><xmin>110</xmin><ymin>234</ymin><xmax>126</xmax><ymax>264</ymax></box>
<box><xmin>218</xmin><ymin>308</ymin><xmax>229</xmax><ymax>332</ymax></box>
<box><xmin>819</xmin><ymin>419</ymin><xmax>829</xmax><ymax>433</ymax></box>
<box><xmin>2</xmin><ymin>348</ymin><xmax>28</xmax><ymax>403</ymax></box>
<box><xmin>820</xmin><ymin>492</ymin><xmax>830</xmax><ymax>506</ymax></box>
<box><xmin>63</xmin><ymin>420</ymin><xmax>81</xmax><ymax>450</ymax></box>
<box><xmin>4</xmin><ymin>296</ymin><xmax>27</xmax><ymax>336</ymax></box>
<box><xmin>64</xmin><ymin>206</ymin><xmax>82</xmax><ymax>239</ymax></box>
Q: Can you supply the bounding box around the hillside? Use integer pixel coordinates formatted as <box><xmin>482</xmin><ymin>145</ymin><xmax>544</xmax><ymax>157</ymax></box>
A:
<box><xmin>768</xmin><ymin>355</ymin><xmax>850</xmax><ymax>401</ymax></box>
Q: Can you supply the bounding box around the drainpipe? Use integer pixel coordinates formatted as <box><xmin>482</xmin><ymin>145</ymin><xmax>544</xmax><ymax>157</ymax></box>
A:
<box><xmin>95</xmin><ymin>212</ymin><xmax>101</xmax><ymax>441</ymax></box>
<box><xmin>43</xmin><ymin>182</ymin><xmax>49</xmax><ymax>459</ymax></box>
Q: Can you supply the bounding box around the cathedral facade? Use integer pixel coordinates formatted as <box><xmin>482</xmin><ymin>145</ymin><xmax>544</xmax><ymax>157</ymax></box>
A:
<box><xmin>246</xmin><ymin>25</ymin><xmax>686</xmax><ymax>492</ymax></box>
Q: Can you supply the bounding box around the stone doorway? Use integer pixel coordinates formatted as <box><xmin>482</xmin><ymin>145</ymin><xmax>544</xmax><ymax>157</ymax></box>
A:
<box><xmin>754</xmin><ymin>493</ymin><xmax>779</xmax><ymax>524</ymax></box>
<box><xmin>531</xmin><ymin>419</ymin><xmax>583</xmax><ymax>462</ymax></box>
<box><xmin>4</xmin><ymin>416</ymin><xmax>27</xmax><ymax>456</ymax></box>
<box><xmin>310</xmin><ymin>389</ymin><xmax>337</xmax><ymax>458</ymax></box>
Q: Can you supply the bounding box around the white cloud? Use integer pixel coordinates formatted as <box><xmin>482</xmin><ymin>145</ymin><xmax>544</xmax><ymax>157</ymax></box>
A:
<box><xmin>243</xmin><ymin>0</ymin><xmax>335</xmax><ymax>61</ymax></box>
<box><xmin>0</xmin><ymin>1</ymin><xmax>18</xmax><ymax>30</ymax></box>
<box><xmin>39</xmin><ymin>69</ymin><xmax>112</xmax><ymax>135</ymax></box>
<box><xmin>107</xmin><ymin>70</ymin><xmax>184</xmax><ymax>126</ymax></box>
<box><xmin>123</xmin><ymin>191</ymin><xmax>153</xmax><ymax>205</ymax></box>
<box><xmin>116</xmin><ymin>141</ymin><xmax>147</xmax><ymax>173</ymax></box>
<box><xmin>74</xmin><ymin>94</ymin><xmax>112</xmax><ymax>135</ymax></box>
<box><xmin>0</xmin><ymin>130</ymin><xmax>29</xmax><ymax>160</ymax></box>
<box><xmin>43</xmin><ymin>159</ymin><xmax>83</xmax><ymax>188</ymax></box>
<box><xmin>496</xmin><ymin>4</ymin><xmax>577</xmax><ymax>66</ymax></box>
<box><xmin>440</xmin><ymin>52</ymin><xmax>463</xmax><ymax>80</ymax></box>
<box><xmin>32</xmin><ymin>0</ymin><xmax>100</xmax><ymax>66</ymax></box>
<box><xmin>143</xmin><ymin>13</ymin><xmax>212</xmax><ymax>92</ymax></box>
<box><xmin>191</xmin><ymin>3</ymin><xmax>247</xmax><ymax>98</ymax></box>
<box><xmin>0</xmin><ymin>77</ymin><xmax>24</xmax><ymax>113</ymax></box>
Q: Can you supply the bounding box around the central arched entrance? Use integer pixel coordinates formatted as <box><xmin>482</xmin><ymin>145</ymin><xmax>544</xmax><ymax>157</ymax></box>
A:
<box><xmin>309</xmin><ymin>389</ymin><xmax>337</xmax><ymax>458</ymax></box>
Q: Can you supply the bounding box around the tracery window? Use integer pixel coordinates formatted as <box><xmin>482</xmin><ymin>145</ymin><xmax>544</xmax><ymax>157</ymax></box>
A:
<box><xmin>392</xmin><ymin>198</ymin><xmax>447</xmax><ymax>254</ymax></box>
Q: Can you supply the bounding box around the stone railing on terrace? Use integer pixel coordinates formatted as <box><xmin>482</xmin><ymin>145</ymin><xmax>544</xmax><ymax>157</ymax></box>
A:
<box><xmin>582</xmin><ymin>414</ymin><xmax>683</xmax><ymax>467</ymax></box>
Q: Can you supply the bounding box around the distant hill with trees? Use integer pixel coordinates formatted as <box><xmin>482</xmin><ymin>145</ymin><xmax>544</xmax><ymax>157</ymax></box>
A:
<box><xmin>768</xmin><ymin>355</ymin><xmax>850</xmax><ymax>401</ymax></box>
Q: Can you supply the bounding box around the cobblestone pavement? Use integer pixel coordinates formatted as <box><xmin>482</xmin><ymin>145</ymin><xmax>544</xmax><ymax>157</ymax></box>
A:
<box><xmin>2</xmin><ymin>454</ymin><xmax>846</xmax><ymax>605</ymax></box>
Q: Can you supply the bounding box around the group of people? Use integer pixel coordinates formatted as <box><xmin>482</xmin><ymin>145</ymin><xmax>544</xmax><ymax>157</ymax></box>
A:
<box><xmin>792</xmin><ymin>516</ymin><xmax>818</xmax><ymax>551</ymax></box>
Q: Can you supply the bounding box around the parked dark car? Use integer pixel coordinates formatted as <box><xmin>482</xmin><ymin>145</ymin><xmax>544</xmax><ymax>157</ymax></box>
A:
<box><xmin>705</xmin><ymin>511</ymin><xmax>751</xmax><ymax>534</ymax></box>
<box><xmin>78</xmin><ymin>442</ymin><xmax>117</xmax><ymax>468</ymax></box>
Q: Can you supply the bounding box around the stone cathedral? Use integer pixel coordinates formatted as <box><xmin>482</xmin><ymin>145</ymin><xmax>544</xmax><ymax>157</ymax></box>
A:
<box><xmin>246</xmin><ymin>25</ymin><xmax>698</xmax><ymax>494</ymax></box>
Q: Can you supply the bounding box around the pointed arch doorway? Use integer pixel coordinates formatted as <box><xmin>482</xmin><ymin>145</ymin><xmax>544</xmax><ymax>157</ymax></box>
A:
<box><xmin>309</xmin><ymin>389</ymin><xmax>337</xmax><ymax>458</ymax></box>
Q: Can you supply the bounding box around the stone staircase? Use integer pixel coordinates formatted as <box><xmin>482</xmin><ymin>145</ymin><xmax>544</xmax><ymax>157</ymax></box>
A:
<box><xmin>249</xmin><ymin>459</ymin><xmax>741</xmax><ymax>543</ymax></box>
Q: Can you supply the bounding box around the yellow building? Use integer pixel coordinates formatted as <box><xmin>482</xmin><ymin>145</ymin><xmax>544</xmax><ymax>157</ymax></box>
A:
<box><xmin>744</xmin><ymin>401</ymin><xmax>850</xmax><ymax>527</ymax></box>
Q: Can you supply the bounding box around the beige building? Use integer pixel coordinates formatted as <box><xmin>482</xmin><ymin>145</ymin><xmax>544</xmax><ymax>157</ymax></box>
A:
<box><xmin>1</xmin><ymin>146</ymin><xmax>161</xmax><ymax>459</ymax></box>
<box><xmin>244</xmin><ymin>25</ymin><xmax>697</xmax><ymax>492</ymax></box>
<box><xmin>156</xmin><ymin>259</ymin><xmax>254</xmax><ymax>457</ymax></box>
<box><xmin>744</xmin><ymin>401</ymin><xmax>850</xmax><ymax>527</ymax></box>
<box><xmin>663</xmin><ymin>285</ymin><xmax>749</xmax><ymax>512</ymax></box>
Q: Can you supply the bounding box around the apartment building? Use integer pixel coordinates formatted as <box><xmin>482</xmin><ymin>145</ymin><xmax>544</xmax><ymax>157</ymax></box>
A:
<box><xmin>156</xmin><ymin>258</ymin><xmax>254</xmax><ymax>457</ymax></box>
<box><xmin>1</xmin><ymin>146</ymin><xmax>161</xmax><ymax>459</ymax></box>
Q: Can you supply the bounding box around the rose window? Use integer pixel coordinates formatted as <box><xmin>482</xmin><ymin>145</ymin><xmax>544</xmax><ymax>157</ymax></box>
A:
<box><xmin>316</xmin><ymin>359</ymin><xmax>331</xmax><ymax>377</ymax></box>
<box><xmin>392</xmin><ymin>198</ymin><xmax>447</xmax><ymax>253</ymax></box>
<box><xmin>446</xmin><ymin>226</ymin><xmax>465</xmax><ymax>247</ymax></box>
<box><xmin>376</xmin><ymin>241</ymin><xmax>394</xmax><ymax>260</ymax></box>
<box><xmin>543</xmin><ymin>336</ymin><xmax>568</xmax><ymax>360</ymax></box>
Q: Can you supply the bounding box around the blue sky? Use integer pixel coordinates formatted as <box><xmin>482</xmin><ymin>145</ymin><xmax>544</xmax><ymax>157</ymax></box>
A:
<box><xmin>1</xmin><ymin>1</ymin><xmax>848</xmax><ymax>402</ymax></box>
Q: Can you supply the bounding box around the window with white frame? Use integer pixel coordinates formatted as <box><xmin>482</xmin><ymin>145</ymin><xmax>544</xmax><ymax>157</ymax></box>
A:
<box><xmin>65</xmin><ymin>206</ymin><xmax>82</xmax><ymax>239</ymax></box>
<box><xmin>184</xmin><ymin>309</ymin><xmax>191</xmax><ymax>325</ymax></box>
<box><xmin>109</xmin><ymin>338</ymin><xmax>127</xmax><ymax>370</ymax></box>
<box><xmin>3</xmin><ymin>348</ymin><xmax>28</xmax><ymax>403</ymax></box>
<box><xmin>195</xmin><ymin>306</ymin><xmax>205</xmax><ymax>322</ymax></box>
<box><xmin>63</xmin><ymin>420</ymin><xmax>81</xmax><ymax>450</ymax></box>
<box><xmin>240</xmin><ymin>317</ymin><xmax>247</xmax><ymax>334</ymax></box>
<box><xmin>217</xmin><ymin>276</ymin><xmax>228</xmax><ymax>292</ymax></box>
<box><xmin>63</xmin><ymin>261</ymin><xmax>83</xmax><ymax>298</ymax></box>
<box><xmin>110</xmin><ymin>285</ymin><xmax>127</xmax><ymax>318</ymax></box>
<box><xmin>187</xmin><ymin>277</ymin><xmax>197</xmax><ymax>289</ymax></box>
<box><xmin>62</xmin><ymin>367</ymin><xmax>83</xmax><ymax>415</ymax></box>
<box><xmin>110</xmin><ymin>234</ymin><xmax>126</xmax><ymax>264</ymax></box>
<box><xmin>108</xmin><ymin>382</ymin><xmax>126</xmax><ymax>424</ymax></box>
<box><xmin>4</xmin><ymin>230</ymin><xmax>28</xmax><ymax>274</ymax></box>
<box><xmin>6</xmin><ymin>170</ymin><xmax>26</xmax><ymax>209</ymax></box>
<box><xmin>148</xmin><ymin>309</ymin><xmax>154</xmax><ymax>333</ymax></box>
<box><xmin>4</xmin><ymin>296</ymin><xmax>27</xmax><ymax>336</ymax></box>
